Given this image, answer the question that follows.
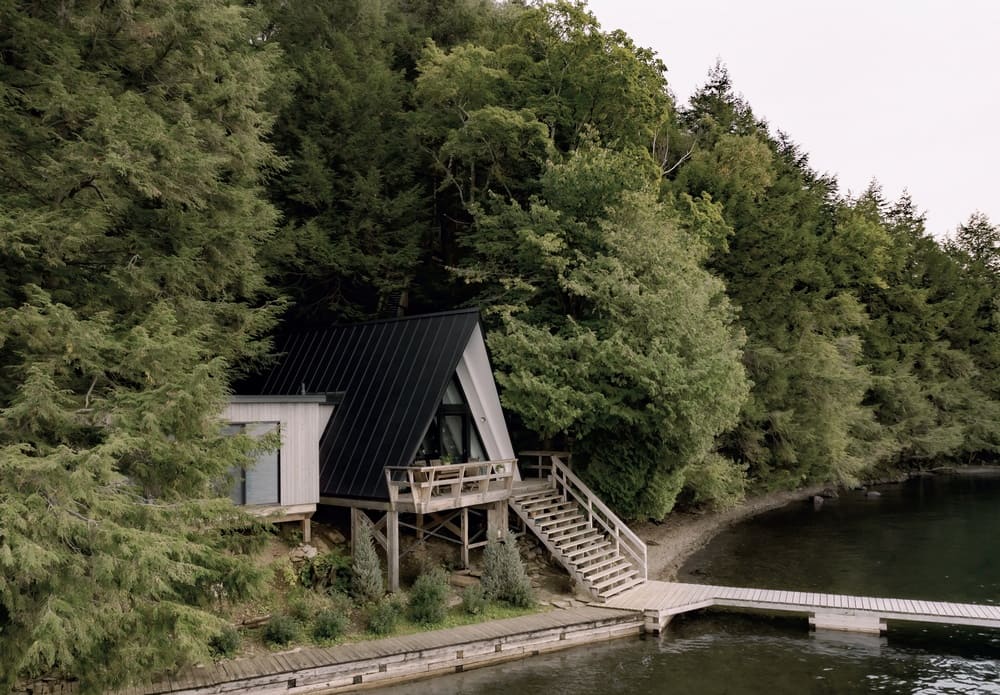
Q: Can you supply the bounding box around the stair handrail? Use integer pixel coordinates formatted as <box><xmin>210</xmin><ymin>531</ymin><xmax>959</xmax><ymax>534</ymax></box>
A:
<box><xmin>549</xmin><ymin>455</ymin><xmax>647</xmax><ymax>581</ymax></box>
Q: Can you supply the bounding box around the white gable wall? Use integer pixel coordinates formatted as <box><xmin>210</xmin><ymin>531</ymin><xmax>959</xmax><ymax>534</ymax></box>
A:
<box><xmin>222</xmin><ymin>398</ymin><xmax>334</xmax><ymax>507</ymax></box>
<box><xmin>455</xmin><ymin>324</ymin><xmax>517</xmax><ymax>474</ymax></box>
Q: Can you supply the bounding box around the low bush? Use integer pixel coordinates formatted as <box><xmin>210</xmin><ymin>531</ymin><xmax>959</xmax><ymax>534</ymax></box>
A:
<box><xmin>408</xmin><ymin>567</ymin><xmax>448</xmax><ymax>625</ymax></box>
<box><xmin>299</xmin><ymin>549</ymin><xmax>352</xmax><ymax>593</ymax></box>
<box><xmin>263</xmin><ymin>614</ymin><xmax>300</xmax><ymax>647</ymax></box>
<box><xmin>367</xmin><ymin>597</ymin><xmax>401</xmax><ymax>635</ymax></box>
<box><xmin>481</xmin><ymin>539</ymin><xmax>533</xmax><ymax>608</ymax></box>
<box><xmin>208</xmin><ymin>625</ymin><xmax>241</xmax><ymax>658</ymax></box>
<box><xmin>286</xmin><ymin>587</ymin><xmax>328</xmax><ymax>622</ymax></box>
<box><xmin>461</xmin><ymin>584</ymin><xmax>488</xmax><ymax>615</ymax></box>
<box><xmin>311</xmin><ymin>609</ymin><xmax>348</xmax><ymax>643</ymax></box>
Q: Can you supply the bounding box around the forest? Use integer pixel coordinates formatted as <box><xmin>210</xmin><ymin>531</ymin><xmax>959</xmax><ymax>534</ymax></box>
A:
<box><xmin>1</xmin><ymin>0</ymin><xmax>998</xmax><ymax>690</ymax></box>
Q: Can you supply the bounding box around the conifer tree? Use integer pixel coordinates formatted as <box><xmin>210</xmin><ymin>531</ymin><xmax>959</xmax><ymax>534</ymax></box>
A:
<box><xmin>351</xmin><ymin>521</ymin><xmax>385</xmax><ymax>603</ymax></box>
<box><xmin>0</xmin><ymin>1</ymin><xmax>282</xmax><ymax>690</ymax></box>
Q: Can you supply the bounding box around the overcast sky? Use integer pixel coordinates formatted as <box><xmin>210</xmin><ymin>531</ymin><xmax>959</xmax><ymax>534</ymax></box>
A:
<box><xmin>585</xmin><ymin>0</ymin><xmax>998</xmax><ymax>239</ymax></box>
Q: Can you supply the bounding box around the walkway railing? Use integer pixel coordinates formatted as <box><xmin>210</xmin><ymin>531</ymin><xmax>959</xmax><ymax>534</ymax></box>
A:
<box><xmin>523</xmin><ymin>452</ymin><xmax>647</xmax><ymax>582</ymax></box>
<box><xmin>385</xmin><ymin>459</ymin><xmax>515</xmax><ymax>513</ymax></box>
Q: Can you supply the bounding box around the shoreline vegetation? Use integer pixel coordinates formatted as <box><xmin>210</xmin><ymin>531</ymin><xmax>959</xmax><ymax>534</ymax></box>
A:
<box><xmin>5</xmin><ymin>0</ymin><xmax>1000</xmax><ymax>690</ymax></box>
<box><xmin>17</xmin><ymin>466</ymin><xmax>1000</xmax><ymax>693</ymax></box>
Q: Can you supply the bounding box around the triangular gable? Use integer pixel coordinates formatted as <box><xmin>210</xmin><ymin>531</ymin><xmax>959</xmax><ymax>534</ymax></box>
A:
<box><xmin>455</xmin><ymin>324</ymin><xmax>515</xmax><ymax>462</ymax></box>
<box><xmin>248</xmin><ymin>309</ymin><xmax>483</xmax><ymax>500</ymax></box>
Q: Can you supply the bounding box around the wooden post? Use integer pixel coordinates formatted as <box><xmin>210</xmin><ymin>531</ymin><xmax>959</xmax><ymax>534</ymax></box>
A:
<box><xmin>387</xmin><ymin>509</ymin><xmax>400</xmax><ymax>592</ymax></box>
<box><xmin>416</xmin><ymin>513</ymin><xmax>424</xmax><ymax>542</ymax></box>
<box><xmin>487</xmin><ymin>500</ymin><xmax>507</xmax><ymax>542</ymax></box>
<box><xmin>301</xmin><ymin>515</ymin><xmax>312</xmax><ymax>544</ymax></box>
<box><xmin>350</xmin><ymin>508</ymin><xmax>360</xmax><ymax>557</ymax></box>
<box><xmin>461</xmin><ymin>507</ymin><xmax>469</xmax><ymax>568</ymax></box>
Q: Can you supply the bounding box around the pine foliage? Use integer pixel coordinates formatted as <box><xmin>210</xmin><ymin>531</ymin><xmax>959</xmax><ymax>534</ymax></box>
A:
<box><xmin>351</xmin><ymin>521</ymin><xmax>385</xmax><ymax>603</ymax></box>
<box><xmin>481</xmin><ymin>540</ymin><xmax>533</xmax><ymax>607</ymax></box>
<box><xmin>0</xmin><ymin>0</ymin><xmax>281</xmax><ymax>690</ymax></box>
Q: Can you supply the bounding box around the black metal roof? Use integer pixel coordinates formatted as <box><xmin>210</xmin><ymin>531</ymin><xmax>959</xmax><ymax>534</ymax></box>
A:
<box><xmin>249</xmin><ymin>308</ymin><xmax>481</xmax><ymax>501</ymax></box>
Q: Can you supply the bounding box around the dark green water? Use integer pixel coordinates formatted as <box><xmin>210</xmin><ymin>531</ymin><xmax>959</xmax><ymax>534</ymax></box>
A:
<box><xmin>373</xmin><ymin>475</ymin><xmax>1000</xmax><ymax>694</ymax></box>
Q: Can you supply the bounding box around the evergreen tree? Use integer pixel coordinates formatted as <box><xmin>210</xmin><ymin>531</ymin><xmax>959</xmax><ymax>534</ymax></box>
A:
<box><xmin>351</xmin><ymin>521</ymin><xmax>385</xmax><ymax>603</ymax></box>
<box><xmin>673</xmin><ymin>67</ymin><xmax>877</xmax><ymax>489</ymax></box>
<box><xmin>0</xmin><ymin>1</ymin><xmax>281</xmax><ymax>689</ymax></box>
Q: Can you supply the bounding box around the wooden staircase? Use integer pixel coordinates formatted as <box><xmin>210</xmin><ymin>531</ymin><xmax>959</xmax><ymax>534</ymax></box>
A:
<box><xmin>510</xmin><ymin>454</ymin><xmax>647</xmax><ymax>601</ymax></box>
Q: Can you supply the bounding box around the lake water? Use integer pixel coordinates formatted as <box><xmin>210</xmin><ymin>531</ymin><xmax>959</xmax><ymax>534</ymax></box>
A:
<box><xmin>371</xmin><ymin>474</ymin><xmax>1000</xmax><ymax>694</ymax></box>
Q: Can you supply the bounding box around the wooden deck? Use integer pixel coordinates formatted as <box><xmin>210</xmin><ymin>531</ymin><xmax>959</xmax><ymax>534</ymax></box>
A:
<box><xmin>384</xmin><ymin>459</ymin><xmax>515</xmax><ymax>514</ymax></box>
<box><xmin>110</xmin><ymin>606</ymin><xmax>641</xmax><ymax>695</ymax></box>
<box><xmin>603</xmin><ymin>580</ymin><xmax>1000</xmax><ymax>634</ymax></box>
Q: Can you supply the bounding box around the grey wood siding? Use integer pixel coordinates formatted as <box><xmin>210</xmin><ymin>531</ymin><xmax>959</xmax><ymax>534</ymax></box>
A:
<box><xmin>222</xmin><ymin>401</ymin><xmax>332</xmax><ymax>507</ymax></box>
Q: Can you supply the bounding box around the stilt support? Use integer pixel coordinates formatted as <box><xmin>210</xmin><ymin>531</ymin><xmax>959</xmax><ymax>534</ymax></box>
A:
<box><xmin>387</xmin><ymin>509</ymin><xmax>400</xmax><ymax>592</ymax></box>
<box><xmin>810</xmin><ymin>612</ymin><xmax>886</xmax><ymax>634</ymax></box>
<box><xmin>461</xmin><ymin>507</ymin><xmax>470</xmax><ymax>568</ymax></box>
<box><xmin>301</xmin><ymin>515</ymin><xmax>312</xmax><ymax>544</ymax></box>
<box><xmin>487</xmin><ymin>500</ymin><xmax>508</xmax><ymax>542</ymax></box>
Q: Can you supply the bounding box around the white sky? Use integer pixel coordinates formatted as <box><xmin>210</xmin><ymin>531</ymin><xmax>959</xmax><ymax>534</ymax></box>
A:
<box><xmin>585</xmin><ymin>0</ymin><xmax>999</xmax><ymax>239</ymax></box>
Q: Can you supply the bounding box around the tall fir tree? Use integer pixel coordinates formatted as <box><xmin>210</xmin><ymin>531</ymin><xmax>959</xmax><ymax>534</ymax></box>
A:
<box><xmin>0</xmin><ymin>1</ymin><xmax>282</xmax><ymax>689</ymax></box>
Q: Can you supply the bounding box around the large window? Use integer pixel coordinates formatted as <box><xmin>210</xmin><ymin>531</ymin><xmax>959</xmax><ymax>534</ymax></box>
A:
<box><xmin>224</xmin><ymin>422</ymin><xmax>280</xmax><ymax>505</ymax></box>
<box><xmin>416</xmin><ymin>378</ymin><xmax>486</xmax><ymax>464</ymax></box>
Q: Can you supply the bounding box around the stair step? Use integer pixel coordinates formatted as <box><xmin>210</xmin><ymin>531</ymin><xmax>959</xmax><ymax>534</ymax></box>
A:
<box><xmin>585</xmin><ymin>560</ymin><xmax>635</xmax><ymax>583</ymax></box>
<box><xmin>596</xmin><ymin>576</ymin><xmax>645</xmax><ymax>599</ymax></box>
<box><xmin>513</xmin><ymin>489</ymin><xmax>559</xmax><ymax>503</ymax></box>
<box><xmin>575</xmin><ymin>554</ymin><xmax>621</xmax><ymax>574</ymax></box>
<box><xmin>517</xmin><ymin>492</ymin><xmax>563</xmax><ymax>505</ymax></box>
<box><xmin>564</xmin><ymin>541</ymin><xmax>612</xmax><ymax>560</ymax></box>
<box><xmin>590</xmin><ymin>568</ymin><xmax>638</xmax><ymax>593</ymax></box>
<box><xmin>545</xmin><ymin>520</ymin><xmax>590</xmax><ymax>539</ymax></box>
<box><xmin>548</xmin><ymin>527</ymin><xmax>596</xmax><ymax>545</ymax></box>
<box><xmin>530</xmin><ymin>507</ymin><xmax>579</xmax><ymax>522</ymax></box>
<box><xmin>556</xmin><ymin>533</ymin><xmax>605</xmax><ymax>552</ymax></box>
<box><xmin>536</xmin><ymin>512</ymin><xmax>585</xmax><ymax>528</ymax></box>
<box><xmin>521</xmin><ymin>498</ymin><xmax>570</xmax><ymax>514</ymax></box>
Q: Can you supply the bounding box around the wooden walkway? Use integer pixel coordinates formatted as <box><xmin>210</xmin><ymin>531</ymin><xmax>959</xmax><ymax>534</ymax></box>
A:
<box><xmin>109</xmin><ymin>606</ymin><xmax>641</xmax><ymax>695</ymax></box>
<box><xmin>603</xmin><ymin>580</ymin><xmax>1000</xmax><ymax>634</ymax></box>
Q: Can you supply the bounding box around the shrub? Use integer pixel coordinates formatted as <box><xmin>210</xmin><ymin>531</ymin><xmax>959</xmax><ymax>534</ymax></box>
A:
<box><xmin>351</xmin><ymin>522</ymin><xmax>384</xmax><ymax>603</ymax></box>
<box><xmin>461</xmin><ymin>584</ymin><xmax>488</xmax><ymax>615</ymax></box>
<box><xmin>408</xmin><ymin>567</ymin><xmax>448</xmax><ymax>625</ymax></box>
<box><xmin>263</xmin><ymin>614</ymin><xmax>300</xmax><ymax>647</ymax></box>
<box><xmin>367</xmin><ymin>597</ymin><xmax>401</xmax><ymax>635</ymax></box>
<box><xmin>299</xmin><ymin>549</ymin><xmax>352</xmax><ymax>593</ymax></box>
<box><xmin>682</xmin><ymin>453</ymin><xmax>748</xmax><ymax>510</ymax></box>
<box><xmin>208</xmin><ymin>625</ymin><xmax>241</xmax><ymax>658</ymax></box>
<box><xmin>286</xmin><ymin>587</ymin><xmax>328</xmax><ymax>622</ymax></box>
<box><xmin>311</xmin><ymin>609</ymin><xmax>348</xmax><ymax>643</ymax></box>
<box><xmin>481</xmin><ymin>539</ymin><xmax>533</xmax><ymax>608</ymax></box>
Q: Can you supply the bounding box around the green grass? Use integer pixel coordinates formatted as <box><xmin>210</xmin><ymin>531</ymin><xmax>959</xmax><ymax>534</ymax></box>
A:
<box><xmin>348</xmin><ymin>602</ymin><xmax>544</xmax><ymax>641</ymax></box>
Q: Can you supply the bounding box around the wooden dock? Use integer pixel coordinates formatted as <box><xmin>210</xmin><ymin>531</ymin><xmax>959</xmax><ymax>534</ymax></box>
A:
<box><xmin>603</xmin><ymin>580</ymin><xmax>1000</xmax><ymax>634</ymax></box>
<box><xmin>94</xmin><ymin>606</ymin><xmax>640</xmax><ymax>695</ymax></box>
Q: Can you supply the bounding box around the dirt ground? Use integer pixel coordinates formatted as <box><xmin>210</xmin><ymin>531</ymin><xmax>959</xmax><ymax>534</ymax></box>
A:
<box><xmin>632</xmin><ymin>484</ymin><xmax>831</xmax><ymax>581</ymax></box>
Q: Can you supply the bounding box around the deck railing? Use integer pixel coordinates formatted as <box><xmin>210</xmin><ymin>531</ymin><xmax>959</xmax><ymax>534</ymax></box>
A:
<box><xmin>529</xmin><ymin>453</ymin><xmax>647</xmax><ymax>581</ymax></box>
<box><xmin>517</xmin><ymin>450</ymin><xmax>571</xmax><ymax>479</ymax></box>
<box><xmin>384</xmin><ymin>459</ymin><xmax>516</xmax><ymax>512</ymax></box>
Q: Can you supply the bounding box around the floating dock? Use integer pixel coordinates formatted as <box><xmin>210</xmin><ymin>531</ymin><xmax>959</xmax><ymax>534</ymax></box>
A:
<box><xmin>603</xmin><ymin>580</ymin><xmax>1000</xmax><ymax>634</ymax></box>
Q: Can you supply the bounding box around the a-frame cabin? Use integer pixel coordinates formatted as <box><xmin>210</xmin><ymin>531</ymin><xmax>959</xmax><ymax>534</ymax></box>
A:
<box><xmin>225</xmin><ymin>309</ymin><xmax>518</xmax><ymax>589</ymax></box>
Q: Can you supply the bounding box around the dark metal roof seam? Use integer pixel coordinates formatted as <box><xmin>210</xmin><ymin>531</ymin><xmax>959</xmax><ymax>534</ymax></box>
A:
<box><xmin>346</xmin><ymin>318</ymin><xmax>428</xmax><ymax>497</ymax></box>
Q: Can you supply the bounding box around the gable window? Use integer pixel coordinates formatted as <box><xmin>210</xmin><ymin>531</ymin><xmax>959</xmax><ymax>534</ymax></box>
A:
<box><xmin>224</xmin><ymin>422</ymin><xmax>280</xmax><ymax>505</ymax></box>
<box><xmin>416</xmin><ymin>377</ymin><xmax>485</xmax><ymax>463</ymax></box>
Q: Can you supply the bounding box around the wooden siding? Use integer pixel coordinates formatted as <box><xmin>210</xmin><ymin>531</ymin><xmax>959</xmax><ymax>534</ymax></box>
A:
<box><xmin>222</xmin><ymin>401</ymin><xmax>333</xmax><ymax>507</ymax></box>
<box><xmin>455</xmin><ymin>324</ymin><xmax>515</xmax><ymax>463</ymax></box>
